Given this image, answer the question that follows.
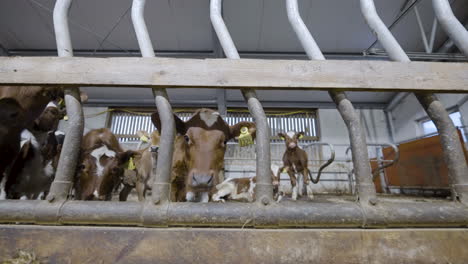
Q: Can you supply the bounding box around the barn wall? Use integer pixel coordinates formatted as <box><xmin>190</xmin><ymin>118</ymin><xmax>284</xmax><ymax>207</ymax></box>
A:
<box><xmin>390</xmin><ymin>93</ymin><xmax>468</xmax><ymax>144</ymax></box>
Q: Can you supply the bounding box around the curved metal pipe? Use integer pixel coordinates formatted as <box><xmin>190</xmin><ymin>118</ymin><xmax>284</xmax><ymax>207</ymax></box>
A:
<box><xmin>303</xmin><ymin>142</ymin><xmax>335</xmax><ymax>184</ymax></box>
<box><xmin>432</xmin><ymin>0</ymin><xmax>468</xmax><ymax>56</ymax></box>
<box><xmin>210</xmin><ymin>0</ymin><xmax>272</xmax><ymax>204</ymax></box>
<box><xmin>286</xmin><ymin>0</ymin><xmax>376</xmax><ymax>204</ymax></box>
<box><xmin>47</xmin><ymin>0</ymin><xmax>84</xmax><ymax>202</ymax></box>
<box><xmin>360</xmin><ymin>0</ymin><xmax>468</xmax><ymax>204</ymax></box>
<box><xmin>131</xmin><ymin>0</ymin><xmax>175</xmax><ymax>204</ymax></box>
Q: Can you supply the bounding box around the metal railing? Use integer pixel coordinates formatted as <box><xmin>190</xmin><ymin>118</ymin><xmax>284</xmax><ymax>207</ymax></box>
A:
<box><xmin>0</xmin><ymin>0</ymin><xmax>467</xmax><ymax>228</ymax></box>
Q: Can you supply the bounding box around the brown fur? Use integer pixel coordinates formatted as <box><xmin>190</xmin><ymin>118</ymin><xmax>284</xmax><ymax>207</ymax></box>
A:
<box><xmin>151</xmin><ymin>108</ymin><xmax>256</xmax><ymax>202</ymax></box>
<box><xmin>277</xmin><ymin>131</ymin><xmax>313</xmax><ymax>200</ymax></box>
<box><xmin>76</xmin><ymin>128</ymin><xmax>135</xmax><ymax>200</ymax></box>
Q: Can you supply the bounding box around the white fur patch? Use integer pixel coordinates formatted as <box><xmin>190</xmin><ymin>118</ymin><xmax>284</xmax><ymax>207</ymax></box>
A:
<box><xmin>248</xmin><ymin>178</ymin><xmax>256</xmax><ymax>196</ymax></box>
<box><xmin>286</xmin><ymin>131</ymin><xmax>295</xmax><ymax>139</ymax></box>
<box><xmin>44</xmin><ymin>161</ymin><xmax>54</xmax><ymax>178</ymax></box>
<box><xmin>55</xmin><ymin>130</ymin><xmax>65</xmax><ymax>136</ymax></box>
<box><xmin>20</xmin><ymin>129</ymin><xmax>39</xmax><ymax>149</ymax></box>
<box><xmin>46</xmin><ymin>101</ymin><xmax>57</xmax><ymax>108</ymax></box>
<box><xmin>307</xmin><ymin>182</ymin><xmax>314</xmax><ymax>199</ymax></box>
<box><xmin>186</xmin><ymin>191</ymin><xmax>195</xmax><ymax>202</ymax></box>
<box><xmin>0</xmin><ymin>176</ymin><xmax>6</xmax><ymax>200</ymax></box>
<box><xmin>90</xmin><ymin>145</ymin><xmax>116</xmax><ymax>178</ymax></box>
<box><xmin>200</xmin><ymin>111</ymin><xmax>219</xmax><ymax>127</ymax></box>
<box><xmin>200</xmin><ymin>192</ymin><xmax>210</xmax><ymax>203</ymax></box>
<box><xmin>292</xmin><ymin>185</ymin><xmax>298</xmax><ymax>200</ymax></box>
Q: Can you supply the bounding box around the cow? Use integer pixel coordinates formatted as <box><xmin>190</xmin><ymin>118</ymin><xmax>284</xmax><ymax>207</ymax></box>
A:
<box><xmin>277</xmin><ymin>131</ymin><xmax>314</xmax><ymax>200</ymax></box>
<box><xmin>211</xmin><ymin>167</ymin><xmax>281</xmax><ymax>203</ymax></box>
<box><xmin>151</xmin><ymin>108</ymin><xmax>256</xmax><ymax>203</ymax></box>
<box><xmin>2</xmin><ymin>102</ymin><xmax>66</xmax><ymax>200</ymax></box>
<box><xmin>0</xmin><ymin>98</ymin><xmax>26</xmax><ymax>184</ymax></box>
<box><xmin>75</xmin><ymin>128</ymin><xmax>136</xmax><ymax>201</ymax></box>
<box><xmin>119</xmin><ymin>130</ymin><xmax>160</xmax><ymax>201</ymax></box>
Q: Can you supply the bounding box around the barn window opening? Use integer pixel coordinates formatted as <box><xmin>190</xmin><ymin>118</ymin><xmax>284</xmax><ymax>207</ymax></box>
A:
<box><xmin>421</xmin><ymin>111</ymin><xmax>467</xmax><ymax>142</ymax></box>
<box><xmin>108</xmin><ymin>108</ymin><xmax>319</xmax><ymax>143</ymax></box>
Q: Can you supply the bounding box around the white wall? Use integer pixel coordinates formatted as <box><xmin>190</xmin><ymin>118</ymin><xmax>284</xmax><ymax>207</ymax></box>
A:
<box><xmin>390</xmin><ymin>93</ymin><xmax>468</xmax><ymax>144</ymax></box>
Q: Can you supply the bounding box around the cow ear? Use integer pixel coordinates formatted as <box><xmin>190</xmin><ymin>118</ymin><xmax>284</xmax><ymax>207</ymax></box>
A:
<box><xmin>278</xmin><ymin>133</ymin><xmax>286</xmax><ymax>140</ymax></box>
<box><xmin>116</xmin><ymin>150</ymin><xmax>138</xmax><ymax>165</ymax></box>
<box><xmin>297</xmin><ymin>132</ymin><xmax>305</xmax><ymax>139</ymax></box>
<box><xmin>151</xmin><ymin>112</ymin><xmax>186</xmax><ymax>135</ymax></box>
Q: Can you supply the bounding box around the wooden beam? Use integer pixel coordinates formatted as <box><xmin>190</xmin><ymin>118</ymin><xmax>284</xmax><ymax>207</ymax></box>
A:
<box><xmin>0</xmin><ymin>57</ymin><xmax>467</xmax><ymax>93</ymax></box>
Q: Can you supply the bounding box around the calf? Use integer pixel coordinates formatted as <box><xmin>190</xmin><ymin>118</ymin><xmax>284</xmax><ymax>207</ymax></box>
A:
<box><xmin>212</xmin><ymin>167</ymin><xmax>280</xmax><ymax>203</ymax></box>
<box><xmin>277</xmin><ymin>131</ymin><xmax>314</xmax><ymax>200</ymax></box>
<box><xmin>119</xmin><ymin>130</ymin><xmax>160</xmax><ymax>201</ymax></box>
<box><xmin>151</xmin><ymin>108</ymin><xmax>256</xmax><ymax>202</ymax></box>
<box><xmin>75</xmin><ymin>128</ymin><xmax>136</xmax><ymax>200</ymax></box>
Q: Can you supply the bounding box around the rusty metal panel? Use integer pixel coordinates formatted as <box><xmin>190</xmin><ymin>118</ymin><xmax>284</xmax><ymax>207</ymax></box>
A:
<box><xmin>1</xmin><ymin>225</ymin><xmax>468</xmax><ymax>264</ymax></box>
<box><xmin>383</xmin><ymin>130</ymin><xmax>468</xmax><ymax>194</ymax></box>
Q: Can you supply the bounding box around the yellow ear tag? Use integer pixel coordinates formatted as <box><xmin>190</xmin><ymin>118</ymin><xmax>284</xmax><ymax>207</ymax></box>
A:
<box><xmin>63</xmin><ymin>115</ymin><xmax>69</xmax><ymax>121</ymax></box>
<box><xmin>139</xmin><ymin>135</ymin><xmax>149</xmax><ymax>143</ymax></box>
<box><xmin>238</xmin><ymin>126</ymin><xmax>253</xmax><ymax>147</ymax></box>
<box><xmin>58</xmin><ymin>98</ymin><xmax>65</xmax><ymax>107</ymax></box>
<box><xmin>127</xmin><ymin>157</ymin><xmax>136</xmax><ymax>171</ymax></box>
<box><xmin>280</xmin><ymin>137</ymin><xmax>285</xmax><ymax>140</ymax></box>
<box><xmin>299</xmin><ymin>134</ymin><xmax>304</xmax><ymax>139</ymax></box>
<box><xmin>282</xmin><ymin>168</ymin><xmax>288</xmax><ymax>173</ymax></box>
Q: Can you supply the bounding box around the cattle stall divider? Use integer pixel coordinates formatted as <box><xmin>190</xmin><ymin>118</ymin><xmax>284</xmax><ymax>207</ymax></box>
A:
<box><xmin>0</xmin><ymin>0</ymin><xmax>468</xmax><ymax>228</ymax></box>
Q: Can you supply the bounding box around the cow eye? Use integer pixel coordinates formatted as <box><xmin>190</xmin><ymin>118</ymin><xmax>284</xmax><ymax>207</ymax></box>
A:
<box><xmin>184</xmin><ymin>135</ymin><xmax>190</xmax><ymax>144</ymax></box>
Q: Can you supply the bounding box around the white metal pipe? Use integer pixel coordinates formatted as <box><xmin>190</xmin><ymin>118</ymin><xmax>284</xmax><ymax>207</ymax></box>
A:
<box><xmin>285</xmin><ymin>0</ymin><xmax>325</xmax><ymax>61</ymax></box>
<box><xmin>360</xmin><ymin>0</ymin><xmax>410</xmax><ymax>62</ymax></box>
<box><xmin>414</xmin><ymin>6</ymin><xmax>431</xmax><ymax>53</ymax></box>
<box><xmin>438</xmin><ymin>21</ymin><xmax>468</xmax><ymax>53</ymax></box>
<box><xmin>210</xmin><ymin>0</ymin><xmax>272</xmax><ymax>204</ymax></box>
<box><xmin>210</xmin><ymin>0</ymin><xmax>240</xmax><ymax>59</ymax></box>
<box><xmin>286</xmin><ymin>0</ymin><xmax>377</xmax><ymax>204</ymax></box>
<box><xmin>429</xmin><ymin>18</ymin><xmax>438</xmax><ymax>52</ymax></box>
<box><xmin>130</xmin><ymin>0</ymin><xmax>175</xmax><ymax>203</ymax></box>
<box><xmin>432</xmin><ymin>0</ymin><xmax>468</xmax><ymax>56</ymax></box>
<box><xmin>131</xmin><ymin>0</ymin><xmax>155</xmax><ymax>57</ymax></box>
<box><xmin>48</xmin><ymin>0</ymin><xmax>85</xmax><ymax>201</ymax></box>
<box><xmin>53</xmin><ymin>0</ymin><xmax>73</xmax><ymax>57</ymax></box>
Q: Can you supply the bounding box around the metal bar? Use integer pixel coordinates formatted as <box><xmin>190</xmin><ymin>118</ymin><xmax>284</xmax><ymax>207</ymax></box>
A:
<box><xmin>210</xmin><ymin>0</ymin><xmax>272</xmax><ymax>204</ymax></box>
<box><xmin>414</xmin><ymin>6</ymin><xmax>431</xmax><ymax>53</ymax></box>
<box><xmin>428</xmin><ymin>17</ymin><xmax>438</xmax><ymax>52</ymax></box>
<box><xmin>1</xmin><ymin>200</ymin><xmax>468</xmax><ymax>228</ymax></box>
<box><xmin>432</xmin><ymin>0</ymin><xmax>468</xmax><ymax>56</ymax></box>
<box><xmin>286</xmin><ymin>0</ymin><xmax>376</xmax><ymax>204</ymax></box>
<box><xmin>47</xmin><ymin>0</ymin><xmax>84</xmax><ymax>202</ymax></box>
<box><xmin>360</xmin><ymin>0</ymin><xmax>468</xmax><ymax>204</ymax></box>
<box><xmin>438</xmin><ymin>20</ymin><xmax>468</xmax><ymax>53</ymax></box>
<box><xmin>131</xmin><ymin>0</ymin><xmax>175</xmax><ymax>204</ymax></box>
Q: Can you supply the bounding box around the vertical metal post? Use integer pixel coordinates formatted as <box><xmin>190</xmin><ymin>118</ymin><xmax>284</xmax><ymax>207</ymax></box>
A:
<box><xmin>47</xmin><ymin>0</ymin><xmax>84</xmax><ymax>202</ymax></box>
<box><xmin>210</xmin><ymin>0</ymin><xmax>272</xmax><ymax>205</ymax></box>
<box><xmin>131</xmin><ymin>0</ymin><xmax>175</xmax><ymax>204</ymax></box>
<box><xmin>360</xmin><ymin>0</ymin><xmax>468</xmax><ymax>204</ymax></box>
<box><xmin>286</xmin><ymin>0</ymin><xmax>377</xmax><ymax>204</ymax></box>
<box><xmin>432</xmin><ymin>0</ymin><xmax>468</xmax><ymax>56</ymax></box>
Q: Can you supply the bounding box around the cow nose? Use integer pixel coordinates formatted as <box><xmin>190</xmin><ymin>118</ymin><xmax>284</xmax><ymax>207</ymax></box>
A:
<box><xmin>192</xmin><ymin>173</ymin><xmax>214</xmax><ymax>187</ymax></box>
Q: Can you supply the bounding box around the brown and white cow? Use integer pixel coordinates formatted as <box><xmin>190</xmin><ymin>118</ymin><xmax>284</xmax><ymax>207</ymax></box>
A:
<box><xmin>211</xmin><ymin>166</ymin><xmax>281</xmax><ymax>203</ymax></box>
<box><xmin>151</xmin><ymin>108</ymin><xmax>256</xmax><ymax>202</ymax></box>
<box><xmin>119</xmin><ymin>130</ymin><xmax>160</xmax><ymax>201</ymax></box>
<box><xmin>75</xmin><ymin>128</ymin><xmax>136</xmax><ymax>201</ymax></box>
<box><xmin>277</xmin><ymin>131</ymin><xmax>314</xmax><ymax>200</ymax></box>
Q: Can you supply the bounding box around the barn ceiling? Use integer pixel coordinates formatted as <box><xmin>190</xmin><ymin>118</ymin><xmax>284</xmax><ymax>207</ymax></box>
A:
<box><xmin>1</xmin><ymin>0</ymin><xmax>467</xmax><ymax>106</ymax></box>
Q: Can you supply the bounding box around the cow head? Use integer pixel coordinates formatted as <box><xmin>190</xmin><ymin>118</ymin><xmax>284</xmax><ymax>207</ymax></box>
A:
<box><xmin>34</xmin><ymin>102</ymin><xmax>66</xmax><ymax>132</ymax></box>
<box><xmin>76</xmin><ymin>148</ymin><xmax>137</xmax><ymax>200</ymax></box>
<box><xmin>278</xmin><ymin>131</ymin><xmax>305</xmax><ymax>150</ymax></box>
<box><xmin>151</xmin><ymin>108</ymin><xmax>256</xmax><ymax>199</ymax></box>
